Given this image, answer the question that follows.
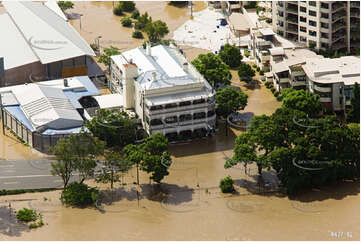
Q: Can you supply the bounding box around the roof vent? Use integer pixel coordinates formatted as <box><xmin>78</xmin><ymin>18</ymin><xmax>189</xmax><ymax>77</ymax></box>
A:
<box><xmin>183</xmin><ymin>62</ymin><xmax>189</xmax><ymax>72</ymax></box>
<box><xmin>146</xmin><ymin>42</ymin><xmax>151</xmax><ymax>56</ymax></box>
<box><xmin>64</xmin><ymin>78</ymin><xmax>68</xmax><ymax>87</ymax></box>
<box><xmin>152</xmin><ymin>72</ymin><xmax>157</xmax><ymax>82</ymax></box>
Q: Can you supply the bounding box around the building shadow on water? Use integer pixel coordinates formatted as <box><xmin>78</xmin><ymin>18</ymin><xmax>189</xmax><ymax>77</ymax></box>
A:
<box><xmin>169</xmin><ymin>123</ymin><xmax>239</xmax><ymax>158</ymax></box>
<box><xmin>0</xmin><ymin>206</ymin><xmax>28</xmax><ymax>238</ymax></box>
<box><xmin>242</xmin><ymin>79</ymin><xmax>262</xmax><ymax>90</ymax></box>
<box><xmin>141</xmin><ymin>183</ymin><xmax>195</xmax><ymax>205</ymax></box>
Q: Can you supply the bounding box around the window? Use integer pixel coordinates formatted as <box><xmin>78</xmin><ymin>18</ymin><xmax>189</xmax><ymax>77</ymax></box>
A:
<box><xmin>300</xmin><ymin>7</ymin><xmax>307</xmax><ymax>12</ymax></box>
<box><xmin>300</xmin><ymin>16</ymin><xmax>307</xmax><ymax>22</ymax></box>
<box><xmin>149</xmin><ymin>105</ymin><xmax>163</xmax><ymax>111</ymax></box>
<box><xmin>309</xmin><ymin>20</ymin><xmax>317</xmax><ymax>27</ymax></box>
<box><xmin>193</xmin><ymin>112</ymin><xmax>206</xmax><ymax>120</ymax></box>
<box><xmin>321</xmin><ymin>32</ymin><xmax>328</xmax><ymax>39</ymax></box>
<box><xmin>309</xmin><ymin>1</ymin><xmax>316</xmax><ymax>7</ymax></box>
<box><xmin>321</xmin><ymin>22</ymin><xmax>329</xmax><ymax>29</ymax></box>
<box><xmin>278</xmin><ymin>21</ymin><xmax>284</xmax><ymax>27</ymax></box>
<box><xmin>321</xmin><ymin>2</ymin><xmax>329</xmax><ymax>9</ymax></box>
<box><xmin>164</xmin><ymin>116</ymin><xmax>178</xmax><ymax>124</ymax></box>
<box><xmin>339</xmin><ymin>97</ymin><xmax>343</xmax><ymax>105</ymax></box>
<box><xmin>179</xmin><ymin>114</ymin><xmax>192</xmax><ymax>122</ymax></box>
<box><xmin>300</xmin><ymin>26</ymin><xmax>307</xmax><ymax>32</ymax></box>
<box><xmin>309</xmin><ymin>30</ymin><xmax>317</xmax><ymax>37</ymax></box>
<box><xmin>321</xmin><ymin>12</ymin><xmax>329</xmax><ymax>19</ymax></box>
<box><xmin>207</xmin><ymin>110</ymin><xmax>215</xmax><ymax>117</ymax></box>
<box><xmin>278</xmin><ymin>11</ymin><xmax>284</xmax><ymax>17</ymax></box>
<box><xmin>321</xmin><ymin>42</ymin><xmax>329</xmax><ymax>48</ymax></box>
<box><xmin>309</xmin><ymin>10</ymin><xmax>317</xmax><ymax>17</ymax></box>
<box><xmin>179</xmin><ymin>101</ymin><xmax>191</xmax><ymax>107</ymax></box>
<box><xmin>300</xmin><ymin>36</ymin><xmax>307</xmax><ymax>42</ymax></box>
<box><xmin>193</xmin><ymin>99</ymin><xmax>205</xmax><ymax>105</ymax></box>
<box><xmin>165</xmin><ymin>103</ymin><xmax>177</xmax><ymax>109</ymax></box>
<box><xmin>150</xmin><ymin>119</ymin><xmax>163</xmax><ymax>126</ymax></box>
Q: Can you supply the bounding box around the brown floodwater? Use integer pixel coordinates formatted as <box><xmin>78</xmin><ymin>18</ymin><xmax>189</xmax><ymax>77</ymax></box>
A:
<box><xmin>69</xmin><ymin>1</ymin><xmax>206</xmax><ymax>51</ymax></box>
<box><xmin>0</xmin><ymin>2</ymin><xmax>359</xmax><ymax>240</ymax></box>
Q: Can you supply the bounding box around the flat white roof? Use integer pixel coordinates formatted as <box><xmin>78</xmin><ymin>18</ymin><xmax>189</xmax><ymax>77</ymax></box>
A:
<box><xmin>94</xmin><ymin>94</ymin><xmax>123</xmax><ymax>109</ymax></box>
<box><xmin>259</xmin><ymin>28</ymin><xmax>275</xmax><ymax>36</ymax></box>
<box><xmin>2</xmin><ymin>1</ymin><xmax>94</xmax><ymax>67</ymax></box>
<box><xmin>115</xmin><ymin>45</ymin><xmax>201</xmax><ymax>90</ymax></box>
<box><xmin>303</xmin><ymin>56</ymin><xmax>360</xmax><ymax>85</ymax></box>
<box><xmin>145</xmin><ymin>89</ymin><xmax>212</xmax><ymax>106</ymax></box>
<box><xmin>44</xmin><ymin>0</ymin><xmax>67</xmax><ymax>21</ymax></box>
<box><xmin>269</xmin><ymin>47</ymin><xmax>285</xmax><ymax>56</ymax></box>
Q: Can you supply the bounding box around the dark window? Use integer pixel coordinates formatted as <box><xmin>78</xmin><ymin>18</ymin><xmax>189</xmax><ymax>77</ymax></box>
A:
<box><xmin>179</xmin><ymin>114</ymin><xmax>192</xmax><ymax>122</ymax></box>
<box><xmin>309</xmin><ymin>20</ymin><xmax>317</xmax><ymax>27</ymax></box>
<box><xmin>300</xmin><ymin>16</ymin><xmax>307</xmax><ymax>22</ymax></box>
<box><xmin>321</xmin><ymin>32</ymin><xmax>328</xmax><ymax>39</ymax></box>
<box><xmin>321</xmin><ymin>2</ymin><xmax>329</xmax><ymax>9</ymax></box>
<box><xmin>278</xmin><ymin>21</ymin><xmax>284</xmax><ymax>27</ymax></box>
<box><xmin>309</xmin><ymin>1</ymin><xmax>316</xmax><ymax>7</ymax></box>
<box><xmin>300</xmin><ymin>6</ymin><xmax>306</xmax><ymax>12</ymax></box>
<box><xmin>309</xmin><ymin>30</ymin><xmax>317</xmax><ymax>37</ymax></box>
<box><xmin>207</xmin><ymin>110</ymin><xmax>216</xmax><ymax>117</ymax></box>
<box><xmin>321</xmin><ymin>12</ymin><xmax>329</xmax><ymax>19</ymax></box>
<box><xmin>321</xmin><ymin>22</ymin><xmax>329</xmax><ymax>28</ymax></box>
<box><xmin>149</xmin><ymin>105</ymin><xmax>163</xmax><ymax>111</ymax></box>
<box><xmin>193</xmin><ymin>112</ymin><xmax>206</xmax><ymax>120</ymax></box>
<box><xmin>193</xmin><ymin>99</ymin><xmax>205</xmax><ymax>105</ymax></box>
<box><xmin>164</xmin><ymin>116</ymin><xmax>178</xmax><ymax>124</ymax></box>
<box><xmin>300</xmin><ymin>36</ymin><xmax>307</xmax><ymax>42</ymax></box>
<box><xmin>300</xmin><ymin>26</ymin><xmax>307</xmax><ymax>32</ymax></box>
<box><xmin>179</xmin><ymin>101</ymin><xmax>191</xmax><ymax>107</ymax></box>
<box><xmin>321</xmin><ymin>42</ymin><xmax>329</xmax><ymax>48</ymax></box>
<box><xmin>150</xmin><ymin>119</ymin><xmax>163</xmax><ymax>126</ymax></box>
<box><xmin>309</xmin><ymin>10</ymin><xmax>317</xmax><ymax>17</ymax></box>
<box><xmin>165</xmin><ymin>103</ymin><xmax>177</xmax><ymax>109</ymax></box>
<box><xmin>278</xmin><ymin>11</ymin><xmax>284</xmax><ymax>17</ymax></box>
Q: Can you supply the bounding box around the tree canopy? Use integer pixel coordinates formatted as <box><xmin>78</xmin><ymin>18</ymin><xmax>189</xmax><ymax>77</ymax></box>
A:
<box><xmin>237</xmin><ymin>62</ymin><xmax>255</xmax><ymax>83</ymax></box>
<box><xmin>347</xmin><ymin>83</ymin><xmax>360</xmax><ymax>123</ymax></box>
<box><xmin>123</xmin><ymin>133</ymin><xmax>171</xmax><ymax>184</ymax></box>
<box><xmin>191</xmin><ymin>53</ymin><xmax>232</xmax><ymax>88</ymax></box>
<box><xmin>281</xmin><ymin>88</ymin><xmax>322</xmax><ymax>117</ymax></box>
<box><xmin>215</xmin><ymin>86</ymin><xmax>248</xmax><ymax>118</ymax></box>
<box><xmin>218</xmin><ymin>44</ymin><xmax>243</xmax><ymax>68</ymax></box>
<box><xmin>98</xmin><ymin>46</ymin><xmax>120</xmax><ymax>69</ymax></box>
<box><xmin>226</xmin><ymin>89</ymin><xmax>360</xmax><ymax>194</ymax></box>
<box><xmin>57</xmin><ymin>1</ymin><xmax>74</xmax><ymax>11</ymax></box>
<box><xmin>145</xmin><ymin>20</ymin><xmax>169</xmax><ymax>43</ymax></box>
<box><xmin>86</xmin><ymin>109</ymin><xmax>137</xmax><ymax>148</ymax></box>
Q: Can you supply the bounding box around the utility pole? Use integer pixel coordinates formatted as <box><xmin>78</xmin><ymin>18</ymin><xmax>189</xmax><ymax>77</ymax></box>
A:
<box><xmin>79</xmin><ymin>14</ymin><xmax>83</xmax><ymax>31</ymax></box>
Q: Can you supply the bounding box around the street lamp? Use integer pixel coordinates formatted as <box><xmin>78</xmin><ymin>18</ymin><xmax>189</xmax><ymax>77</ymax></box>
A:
<box><xmin>95</xmin><ymin>36</ymin><xmax>102</xmax><ymax>54</ymax></box>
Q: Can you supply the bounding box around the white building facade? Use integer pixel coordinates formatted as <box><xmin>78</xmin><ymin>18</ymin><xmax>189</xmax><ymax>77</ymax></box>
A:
<box><xmin>110</xmin><ymin>44</ymin><xmax>216</xmax><ymax>140</ymax></box>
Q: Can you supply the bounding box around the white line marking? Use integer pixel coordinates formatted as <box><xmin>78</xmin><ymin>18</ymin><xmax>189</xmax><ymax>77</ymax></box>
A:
<box><xmin>2</xmin><ymin>170</ymin><xmax>16</xmax><ymax>173</ymax></box>
<box><xmin>0</xmin><ymin>173</ymin><xmax>79</xmax><ymax>179</ymax></box>
<box><xmin>0</xmin><ymin>165</ymin><xmax>15</xmax><ymax>168</ymax></box>
<box><xmin>4</xmin><ymin>181</ymin><xmax>19</xmax><ymax>185</ymax></box>
<box><xmin>53</xmin><ymin>180</ymin><xmax>63</xmax><ymax>183</ymax></box>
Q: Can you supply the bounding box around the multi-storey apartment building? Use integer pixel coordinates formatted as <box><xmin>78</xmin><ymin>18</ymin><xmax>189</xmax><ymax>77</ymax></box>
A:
<box><xmin>109</xmin><ymin>44</ymin><xmax>216</xmax><ymax>140</ymax></box>
<box><xmin>272</xmin><ymin>1</ymin><xmax>360</xmax><ymax>53</ymax></box>
<box><xmin>302</xmin><ymin>56</ymin><xmax>360</xmax><ymax>112</ymax></box>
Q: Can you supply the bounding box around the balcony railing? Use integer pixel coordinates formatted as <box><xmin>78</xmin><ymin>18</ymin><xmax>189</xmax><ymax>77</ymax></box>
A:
<box><xmin>286</xmin><ymin>16</ymin><xmax>298</xmax><ymax>24</ymax></box>
<box><xmin>351</xmin><ymin>2</ymin><xmax>360</xmax><ymax>8</ymax></box>
<box><xmin>332</xmin><ymin>2</ymin><xmax>346</xmax><ymax>12</ymax></box>
<box><xmin>350</xmin><ymin>11</ymin><xmax>360</xmax><ymax>18</ymax></box>
<box><xmin>332</xmin><ymin>11</ymin><xmax>347</xmax><ymax>22</ymax></box>
<box><xmin>314</xmin><ymin>85</ymin><xmax>331</xmax><ymax>92</ymax></box>
<box><xmin>332</xmin><ymin>21</ymin><xmax>347</xmax><ymax>32</ymax></box>
<box><xmin>146</xmin><ymin>102</ymin><xmax>213</xmax><ymax>115</ymax></box>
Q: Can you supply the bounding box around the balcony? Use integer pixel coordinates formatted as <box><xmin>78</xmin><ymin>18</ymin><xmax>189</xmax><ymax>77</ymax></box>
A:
<box><xmin>146</xmin><ymin>102</ymin><xmax>212</xmax><ymax>115</ymax></box>
<box><xmin>331</xmin><ymin>2</ymin><xmax>346</xmax><ymax>12</ymax></box>
<box><xmin>287</xmin><ymin>25</ymin><xmax>298</xmax><ymax>34</ymax></box>
<box><xmin>279</xmin><ymin>77</ymin><xmax>291</xmax><ymax>84</ymax></box>
<box><xmin>319</xmin><ymin>97</ymin><xmax>332</xmax><ymax>102</ymax></box>
<box><xmin>332</xmin><ymin>21</ymin><xmax>347</xmax><ymax>32</ymax></box>
<box><xmin>350</xmin><ymin>11</ymin><xmax>360</xmax><ymax>18</ymax></box>
<box><xmin>286</xmin><ymin>16</ymin><xmax>298</xmax><ymax>24</ymax></box>
<box><xmin>351</xmin><ymin>2</ymin><xmax>360</xmax><ymax>8</ymax></box>
<box><xmin>291</xmin><ymin>80</ymin><xmax>306</xmax><ymax>87</ymax></box>
<box><xmin>287</xmin><ymin>4</ymin><xmax>298</xmax><ymax>14</ymax></box>
<box><xmin>332</xmin><ymin>11</ymin><xmax>347</xmax><ymax>23</ymax></box>
<box><xmin>314</xmin><ymin>85</ymin><xmax>331</xmax><ymax>93</ymax></box>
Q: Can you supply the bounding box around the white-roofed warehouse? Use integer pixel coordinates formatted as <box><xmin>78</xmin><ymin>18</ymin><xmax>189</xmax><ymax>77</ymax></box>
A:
<box><xmin>0</xmin><ymin>1</ymin><xmax>96</xmax><ymax>87</ymax></box>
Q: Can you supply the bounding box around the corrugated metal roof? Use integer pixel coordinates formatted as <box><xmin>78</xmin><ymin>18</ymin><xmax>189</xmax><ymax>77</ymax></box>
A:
<box><xmin>2</xmin><ymin>1</ymin><xmax>94</xmax><ymax>66</ymax></box>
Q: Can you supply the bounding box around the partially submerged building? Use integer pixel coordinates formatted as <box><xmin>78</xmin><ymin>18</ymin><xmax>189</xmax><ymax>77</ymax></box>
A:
<box><xmin>0</xmin><ymin>76</ymin><xmax>100</xmax><ymax>153</ymax></box>
<box><xmin>0</xmin><ymin>1</ymin><xmax>96</xmax><ymax>87</ymax></box>
<box><xmin>109</xmin><ymin>44</ymin><xmax>216</xmax><ymax>140</ymax></box>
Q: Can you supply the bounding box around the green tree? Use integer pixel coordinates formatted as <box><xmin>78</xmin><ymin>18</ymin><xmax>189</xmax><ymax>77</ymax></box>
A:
<box><xmin>86</xmin><ymin>109</ymin><xmax>137</xmax><ymax>148</ymax></box>
<box><xmin>57</xmin><ymin>1</ymin><xmax>74</xmax><ymax>11</ymax></box>
<box><xmin>131</xmin><ymin>9</ymin><xmax>140</xmax><ymax>19</ymax></box>
<box><xmin>219</xmin><ymin>176</ymin><xmax>234</xmax><ymax>193</ymax></box>
<box><xmin>61</xmin><ymin>182</ymin><xmax>99</xmax><ymax>207</ymax></box>
<box><xmin>123</xmin><ymin>144</ymin><xmax>143</xmax><ymax>185</ymax></box>
<box><xmin>140</xmin><ymin>134</ymin><xmax>171</xmax><ymax>183</ymax></box>
<box><xmin>168</xmin><ymin>1</ymin><xmax>188</xmax><ymax>7</ymax></box>
<box><xmin>281</xmin><ymin>88</ymin><xmax>322</xmax><ymax>117</ymax></box>
<box><xmin>218</xmin><ymin>44</ymin><xmax>242</xmax><ymax>68</ymax></box>
<box><xmin>118</xmin><ymin>1</ymin><xmax>136</xmax><ymax>12</ymax></box>
<box><xmin>98</xmin><ymin>46</ymin><xmax>120</xmax><ymax>71</ymax></box>
<box><xmin>347</xmin><ymin>83</ymin><xmax>360</xmax><ymax>123</ymax></box>
<box><xmin>134</xmin><ymin>12</ymin><xmax>152</xmax><ymax>30</ymax></box>
<box><xmin>113</xmin><ymin>3</ymin><xmax>123</xmax><ymax>16</ymax></box>
<box><xmin>97</xmin><ymin>151</ymin><xmax>132</xmax><ymax>189</ymax></box>
<box><xmin>121</xmin><ymin>17</ymin><xmax>132</xmax><ymax>27</ymax></box>
<box><xmin>144</xmin><ymin>20</ymin><xmax>169</xmax><ymax>43</ymax></box>
<box><xmin>51</xmin><ymin>137</ymin><xmax>76</xmax><ymax>189</ymax></box>
<box><xmin>191</xmin><ymin>53</ymin><xmax>232</xmax><ymax>88</ymax></box>
<box><xmin>238</xmin><ymin>62</ymin><xmax>255</xmax><ymax>83</ymax></box>
<box><xmin>215</xmin><ymin>86</ymin><xmax>248</xmax><ymax>118</ymax></box>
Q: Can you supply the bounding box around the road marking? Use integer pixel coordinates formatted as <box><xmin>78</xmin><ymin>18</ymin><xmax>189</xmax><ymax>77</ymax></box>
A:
<box><xmin>53</xmin><ymin>179</ymin><xmax>63</xmax><ymax>183</ymax></box>
<box><xmin>3</xmin><ymin>181</ymin><xmax>19</xmax><ymax>185</ymax></box>
<box><xmin>0</xmin><ymin>165</ymin><xmax>15</xmax><ymax>168</ymax></box>
<box><xmin>2</xmin><ymin>170</ymin><xmax>16</xmax><ymax>173</ymax></box>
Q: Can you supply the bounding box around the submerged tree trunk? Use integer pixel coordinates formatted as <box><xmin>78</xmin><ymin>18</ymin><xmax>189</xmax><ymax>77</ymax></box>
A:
<box><xmin>136</xmin><ymin>163</ymin><xmax>140</xmax><ymax>185</ymax></box>
<box><xmin>257</xmin><ymin>163</ymin><xmax>262</xmax><ymax>175</ymax></box>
